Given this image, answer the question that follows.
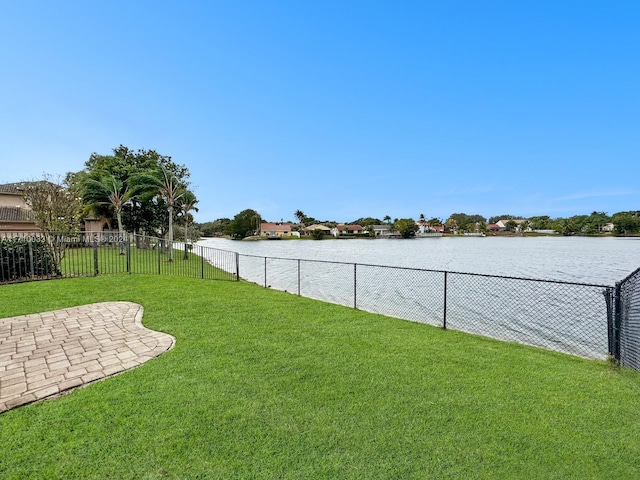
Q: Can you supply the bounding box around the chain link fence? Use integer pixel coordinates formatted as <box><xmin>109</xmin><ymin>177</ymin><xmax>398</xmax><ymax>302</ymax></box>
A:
<box><xmin>236</xmin><ymin>254</ymin><xmax>613</xmax><ymax>360</ymax></box>
<box><xmin>2</xmin><ymin>233</ymin><xmax>639</xmax><ymax>369</ymax></box>
<box><xmin>443</xmin><ymin>272</ymin><xmax>610</xmax><ymax>359</ymax></box>
<box><xmin>614</xmin><ymin>267</ymin><xmax>640</xmax><ymax>370</ymax></box>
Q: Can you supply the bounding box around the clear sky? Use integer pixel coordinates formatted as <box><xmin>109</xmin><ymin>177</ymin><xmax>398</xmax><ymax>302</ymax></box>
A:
<box><xmin>1</xmin><ymin>1</ymin><xmax>638</xmax><ymax>223</ymax></box>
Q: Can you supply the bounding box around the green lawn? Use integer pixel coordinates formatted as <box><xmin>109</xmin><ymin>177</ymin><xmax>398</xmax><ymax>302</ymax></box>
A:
<box><xmin>1</xmin><ymin>275</ymin><xmax>639</xmax><ymax>479</ymax></box>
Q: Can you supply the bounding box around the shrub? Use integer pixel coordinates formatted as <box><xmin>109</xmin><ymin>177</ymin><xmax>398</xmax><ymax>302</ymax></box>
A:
<box><xmin>0</xmin><ymin>236</ymin><xmax>57</xmax><ymax>282</ymax></box>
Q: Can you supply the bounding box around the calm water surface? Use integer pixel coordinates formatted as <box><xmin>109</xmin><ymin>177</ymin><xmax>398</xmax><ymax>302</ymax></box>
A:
<box><xmin>199</xmin><ymin>236</ymin><xmax>640</xmax><ymax>286</ymax></box>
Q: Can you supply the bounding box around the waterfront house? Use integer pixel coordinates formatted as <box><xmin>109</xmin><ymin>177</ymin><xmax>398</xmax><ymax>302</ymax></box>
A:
<box><xmin>495</xmin><ymin>219</ymin><xmax>527</xmax><ymax>231</ymax></box>
<box><xmin>415</xmin><ymin>221</ymin><xmax>444</xmax><ymax>234</ymax></box>
<box><xmin>260</xmin><ymin>222</ymin><xmax>295</xmax><ymax>238</ymax></box>
<box><xmin>331</xmin><ymin>224</ymin><xmax>364</xmax><ymax>237</ymax></box>
<box><xmin>303</xmin><ymin>224</ymin><xmax>332</xmax><ymax>236</ymax></box>
<box><xmin>372</xmin><ymin>225</ymin><xmax>401</xmax><ymax>238</ymax></box>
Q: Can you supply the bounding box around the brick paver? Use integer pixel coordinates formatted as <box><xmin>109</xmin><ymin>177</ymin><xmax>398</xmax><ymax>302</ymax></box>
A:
<box><xmin>0</xmin><ymin>302</ymin><xmax>175</xmax><ymax>413</ymax></box>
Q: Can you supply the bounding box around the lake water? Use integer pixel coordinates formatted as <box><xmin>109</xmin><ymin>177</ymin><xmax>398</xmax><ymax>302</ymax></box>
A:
<box><xmin>196</xmin><ymin>236</ymin><xmax>640</xmax><ymax>360</ymax></box>
<box><xmin>199</xmin><ymin>236</ymin><xmax>640</xmax><ymax>286</ymax></box>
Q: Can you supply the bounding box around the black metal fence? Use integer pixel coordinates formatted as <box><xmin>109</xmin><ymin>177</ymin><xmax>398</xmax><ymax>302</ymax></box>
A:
<box><xmin>0</xmin><ymin>232</ymin><xmax>237</xmax><ymax>283</ymax></box>
<box><xmin>2</xmin><ymin>232</ymin><xmax>640</xmax><ymax>370</ymax></box>
<box><xmin>612</xmin><ymin>267</ymin><xmax>640</xmax><ymax>370</ymax></box>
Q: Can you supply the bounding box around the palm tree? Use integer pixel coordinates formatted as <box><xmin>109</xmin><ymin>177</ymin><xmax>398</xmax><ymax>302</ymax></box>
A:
<box><xmin>132</xmin><ymin>166</ymin><xmax>186</xmax><ymax>262</ymax></box>
<box><xmin>418</xmin><ymin>213</ymin><xmax>426</xmax><ymax>233</ymax></box>
<box><xmin>294</xmin><ymin>209</ymin><xmax>306</xmax><ymax>226</ymax></box>
<box><xmin>445</xmin><ymin>217</ymin><xmax>458</xmax><ymax>234</ymax></box>
<box><xmin>82</xmin><ymin>172</ymin><xmax>135</xmax><ymax>253</ymax></box>
<box><xmin>383</xmin><ymin>215</ymin><xmax>391</xmax><ymax>225</ymax></box>
<box><xmin>178</xmin><ymin>190</ymin><xmax>198</xmax><ymax>259</ymax></box>
<box><xmin>254</xmin><ymin>212</ymin><xmax>262</xmax><ymax>236</ymax></box>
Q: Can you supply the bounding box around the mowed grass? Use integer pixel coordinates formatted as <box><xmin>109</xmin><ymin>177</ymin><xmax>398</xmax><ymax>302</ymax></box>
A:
<box><xmin>1</xmin><ymin>275</ymin><xmax>640</xmax><ymax>479</ymax></box>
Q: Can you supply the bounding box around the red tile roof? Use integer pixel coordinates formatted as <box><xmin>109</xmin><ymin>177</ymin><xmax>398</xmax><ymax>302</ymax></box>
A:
<box><xmin>337</xmin><ymin>224</ymin><xmax>364</xmax><ymax>231</ymax></box>
<box><xmin>260</xmin><ymin>222</ymin><xmax>294</xmax><ymax>232</ymax></box>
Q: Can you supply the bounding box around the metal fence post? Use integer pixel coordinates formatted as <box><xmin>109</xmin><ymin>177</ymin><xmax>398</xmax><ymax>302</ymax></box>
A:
<box><xmin>264</xmin><ymin>257</ymin><xmax>267</xmax><ymax>288</ymax></box>
<box><xmin>354</xmin><ymin>263</ymin><xmax>357</xmax><ymax>309</ymax></box>
<box><xmin>201</xmin><ymin>246</ymin><xmax>204</xmax><ymax>279</ymax></box>
<box><xmin>158</xmin><ymin>239</ymin><xmax>161</xmax><ymax>275</ymax></box>
<box><xmin>298</xmin><ymin>259</ymin><xmax>301</xmax><ymax>296</ymax></box>
<box><xmin>443</xmin><ymin>271</ymin><xmax>448</xmax><ymax>329</ymax></box>
<box><xmin>613</xmin><ymin>282</ymin><xmax>622</xmax><ymax>362</ymax></box>
<box><xmin>126</xmin><ymin>236</ymin><xmax>131</xmax><ymax>274</ymax></box>
<box><xmin>93</xmin><ymin>236</ymin><xmax>99</xmax><ymax>276</ymax></box>
<box><xmin>235</xmin><ymin>252</ymin><xmax>240</xmax><ymax>281</ymax></box>
<box><xmin>28</xmin><ymin>240</ymin><xmax>34</xmax><ymax>278</ymax></box>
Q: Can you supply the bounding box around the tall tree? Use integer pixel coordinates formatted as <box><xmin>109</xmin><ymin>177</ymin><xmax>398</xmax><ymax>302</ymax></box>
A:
<box><xmin>394</xmin><ymin>218</ymin><xmax>417</xmax><ymax>238</ymax></box>
<box><xmin>133</xmin><ymin>165</ymin><xmax>188</xmax><ymax>261</ymax></box>
<box><xmin>70</xmin><ymin>145</ymin><xmax>191</xmax><ymax>236</ymax></box>
<box><xmin>23</xmin><ymin>175</ymin><xmax>81</xmax><ymax>235</ymax></box>
<box><xmin>612</xmin><ymin>211</ymin><xmax>640</xmax><ymax>235</ymax></box>
<box><xmin>529</xmin><ymin>216</ymin><xmax>551</xmax><ymax>230</ymax></box>
<box><xmin>294</xmin><ymin>209</ymin><xmax>306</xmax><ymax>225</ymax></box>
<box><xmin>198</xmin><ymin>218</ymin><xmax>231</xmax><ymax>237</ymax></box>
<box><xmin>518</xmin><ymin>220</ymin><xmax>530</xmax><ymax>235</ymax></box>
<box><xmin>448</xmin><ymin>213</ymin><xmax>487</xmax><ymax>232</ymax></box>
<box><xmin>225</xmin><ymin>209</ymin><xmax>261</xmax><ymax>239</ymax></box>
<box><xmin>81</xmin><ymin>172</ymin><xmax>136</xmax><ymax>251</ymax></box>
<box><xmin>445</xmin><ymin>217</ymin><xmax>458</xmax><ymax>233</ymax></box>
<box><xmin>177</xmin><ymin>190</ymin><xmax>198</xmax><ymax>259</ymax></box>
<box><xmin>22</xmin><ymin>175</ymin><xmax>82</xmax><ymax>272</ymax></box>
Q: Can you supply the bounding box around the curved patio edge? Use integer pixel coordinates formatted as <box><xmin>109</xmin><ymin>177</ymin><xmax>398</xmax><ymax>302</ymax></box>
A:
<box><xmin>0</xmin><ymin>302</ymin><xmax>175</xmax><ymax>413</ymax></box>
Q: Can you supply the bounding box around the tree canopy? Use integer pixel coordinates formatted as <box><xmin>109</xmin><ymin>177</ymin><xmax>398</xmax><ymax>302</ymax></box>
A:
<box><xmin>225</xmin><ymin>209</ymin><xmax>261</xmax><ymax>239</ymax></box>
<box><xmin>489</xmin><ymin>214</ymin><xmax>515</xmax><ymax>224</ymax></box>
<box><xmin>198</xmin><ymin>218</ymin><xmax>231</xmax><ymax>237</ymax></box>
<box><xmin>69</xmin><ymin>145</ymin><xmax>196</xmax><ymax>239</ymax></box>
<box><xmin>22</xmin><ymin>175</ymin><xmax>81</xmax><ymax>235</ymax></box>
<box><xmin>394</xmin><ymin>218</ymin><xmax>417</xmax><ymax>238</ymax></box>
<box><xmin>446</xmin><ymin>213</ymin><xmax>487</xmax><ymax>233</ymax></box>
<box><xmin>351</xmin><ymin>217</ymin><xmax>382</xmax><ymax>226</ymax></box>
<box><xmin>612</xmin><ymin>211</ymin><xmax>640</xmax><ymax>235</ymax></box>
<box><xmin>21</xmin><ymin>174</ymin><xmax>82</xmax><ymax>272</ymax></box>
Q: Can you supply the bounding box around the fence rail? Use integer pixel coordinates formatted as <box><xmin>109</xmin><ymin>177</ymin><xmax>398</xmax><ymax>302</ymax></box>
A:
<box><xmin>1</xmin><ymin>232</ymin><xmax>639</xmax><ymax>371</ymax></box>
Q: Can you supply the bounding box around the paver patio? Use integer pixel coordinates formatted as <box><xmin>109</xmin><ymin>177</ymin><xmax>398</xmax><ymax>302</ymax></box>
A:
<box><xmin>0</xmin><ymin>302</ymin><xmax>175</xmax><ymax>413</ymax></box>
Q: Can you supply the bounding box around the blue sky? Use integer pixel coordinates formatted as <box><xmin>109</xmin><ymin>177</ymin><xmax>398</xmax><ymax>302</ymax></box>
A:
<box><xmin>1</xmin><ymin>1</ymin><xmax>638</xmax><ymax>223</ymax></box>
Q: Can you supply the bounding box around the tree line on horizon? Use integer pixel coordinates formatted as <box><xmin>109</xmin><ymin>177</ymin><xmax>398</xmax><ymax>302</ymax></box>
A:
<box><xmin>198</xmin><ymin>209</ymin><xmax>640</xmax><ymax>239</ymax></box>
<box><xmin>20</xmin><ymin>147</ymin><xmax>639</xmax><ymax>243</ymax></box>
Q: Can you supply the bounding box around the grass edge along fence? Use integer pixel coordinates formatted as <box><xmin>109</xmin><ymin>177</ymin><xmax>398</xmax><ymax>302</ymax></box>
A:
<box><xmin>1</xmin><ymin>231</ymin><xmax>639</xmax><ymax>371</ymax></box>
<box><xmin>235</xmin><ymin>253</ymin><xmax>614</xmax><ymax>361</ymax></box>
